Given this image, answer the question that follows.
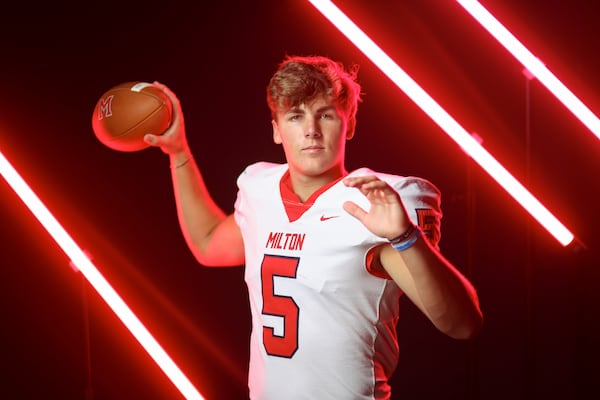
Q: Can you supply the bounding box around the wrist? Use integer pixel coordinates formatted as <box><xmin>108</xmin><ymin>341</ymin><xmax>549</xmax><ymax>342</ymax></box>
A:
<box><xmin>388</xmin><ymin>224</ymin><xmax>421</xmax><ymax>252</ymax></box>
<box><xmin>170</xmin><ymin>151</ymin><xmax>193</xmax><ymax>169</ymax></box>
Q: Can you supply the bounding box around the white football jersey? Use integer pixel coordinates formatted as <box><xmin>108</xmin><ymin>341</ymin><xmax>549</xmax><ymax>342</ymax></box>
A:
<box><xmin>234</xmin><ymin>162</ymin><xmax>441</xmax><ymax>400</ymax></box>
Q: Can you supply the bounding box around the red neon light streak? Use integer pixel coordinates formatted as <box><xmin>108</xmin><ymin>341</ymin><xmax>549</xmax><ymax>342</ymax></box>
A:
<box><xmin>0</xmin><ymin>150</ymin><xmax>204</xmax><ymax>400</ymax></box>
<box><xmin>456</xmin><ymin>0</ymin><xmax>600</xmax><ymax>142</ymax></box>
<box><xmin>308</xmin><ymin>0</ymin><xmax>575</xmax><ymax>246</ymax></box>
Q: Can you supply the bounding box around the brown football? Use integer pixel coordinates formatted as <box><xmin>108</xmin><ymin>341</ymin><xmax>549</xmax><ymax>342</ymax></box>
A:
<box><xmin>92</xmin><ymin>82</ymin><xmax>172</xmax><ymax>152</ymax></box>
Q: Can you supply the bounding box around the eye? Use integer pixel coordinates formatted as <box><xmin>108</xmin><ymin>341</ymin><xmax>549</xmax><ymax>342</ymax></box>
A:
<box><xmin>320</xmin><ymin>112</ymin><xmax>333</xmax><ymax>120</ymax></box>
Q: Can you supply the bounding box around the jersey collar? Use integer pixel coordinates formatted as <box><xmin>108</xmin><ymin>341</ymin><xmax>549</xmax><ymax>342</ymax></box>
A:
<box><xmin>279</xmin><ymin>170</ymin><xmax>343</xmax><ymax>222</ymax></box>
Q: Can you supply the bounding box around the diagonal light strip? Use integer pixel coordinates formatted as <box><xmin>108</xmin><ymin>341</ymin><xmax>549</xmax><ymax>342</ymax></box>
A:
<box><xmin>308</xmin><ymin>0</ymin><xmax>574</xmax><ymax>246</ymax></box>
<box><xmin>0</xmin><ymin>150</ymin><xmax>204</xmax><ymax>400</ymax></box>
<box><xmin>456</xmin><ymin>0</ymin><xmax>600</xmax><ymax>142</ymax></box>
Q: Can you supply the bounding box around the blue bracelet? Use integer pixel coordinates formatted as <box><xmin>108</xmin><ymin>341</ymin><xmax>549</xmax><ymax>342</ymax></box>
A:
<box><xmin>389</xmin><ymin>225</ymin><xmax>421</xmax><ymax>251</ymax></box>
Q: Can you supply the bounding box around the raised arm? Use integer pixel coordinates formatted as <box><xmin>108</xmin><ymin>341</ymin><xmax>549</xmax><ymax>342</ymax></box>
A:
<box><xmin>343</xmin><ymin>175</ymin><xmax>483</xmax><ymax>339</ymax></box>
<box><xmin>144</xmin><ymin>83</ymin><xmax>244</xmax><ymax>267</ymax></box>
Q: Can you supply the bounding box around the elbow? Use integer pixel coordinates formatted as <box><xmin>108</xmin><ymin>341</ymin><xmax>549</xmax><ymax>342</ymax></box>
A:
<box><xmin>186</xmin><ymin>235</ymin><xmax>224</xmax><ymax>267</ymax></box>
<box><xmin>425</xmin><ymin>295</ymin><xmax>484</xmax><ymax>340</ymax></box>
<box><xmin>445</xmin><ymin>309</ymin><xmax>484</xmax><ymax>340</ymax></box>
<box><xmin>192</xmin><ymin>249</ymin><xmax>243</xmax><ymax>267</ymax></box>
<box><xmin>188</xmin><ymin>242</ymin><xmax>219</xmax><ymax>267</ymax></box>
<box><xmin>190</xmin><ymin>239</ymin><xmax>245</xmax><ymax>267</ymax></box>
<box><xmin>193</xmin><ymin>251</ymin><xmax>220</xmax><ymax>267</ymax></box>
<box><xmin>444</xmin><ymin>288</ymin><xmax>485</xmax><ymax>340</ymax></box>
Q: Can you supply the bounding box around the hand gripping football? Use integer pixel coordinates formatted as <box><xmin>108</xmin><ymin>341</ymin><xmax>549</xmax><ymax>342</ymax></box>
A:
<box><xmin>92</xmin><ymin>81</ymin><xmax>172</xmax><ymax>152</ymax></box>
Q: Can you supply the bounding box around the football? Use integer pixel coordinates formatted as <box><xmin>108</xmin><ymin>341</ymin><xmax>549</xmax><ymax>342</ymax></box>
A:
<box><xmin>91</xmin><ymin>81</ymin><xmax>172</xmax><ymax>152</ymax></box>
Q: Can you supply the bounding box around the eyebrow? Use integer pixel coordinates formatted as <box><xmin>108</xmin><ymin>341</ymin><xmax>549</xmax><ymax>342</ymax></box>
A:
<box><xmin>284</xmin><ymin>105</ymin><xmax>337</xmax><ymax>115</ymax></box>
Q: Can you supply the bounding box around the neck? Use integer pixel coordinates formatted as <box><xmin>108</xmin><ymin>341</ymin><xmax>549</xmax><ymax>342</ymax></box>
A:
<box><xmin>289</xmin><ymin>167</ymin><xmax>347</xmax><ymax>203</ymax></box>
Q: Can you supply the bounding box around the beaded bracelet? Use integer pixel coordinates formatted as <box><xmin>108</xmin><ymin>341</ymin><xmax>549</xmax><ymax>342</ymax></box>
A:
<box><xmin>389</xmin><ymin>224</ymin><xmax>421</xmax><ymax>252</ymax></box>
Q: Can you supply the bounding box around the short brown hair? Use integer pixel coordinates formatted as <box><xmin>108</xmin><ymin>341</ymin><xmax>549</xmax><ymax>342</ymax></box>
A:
<box><xmin>266</xmin><ymin>55</ymin><xmax>362</xmax><ymax>121</ymax></box>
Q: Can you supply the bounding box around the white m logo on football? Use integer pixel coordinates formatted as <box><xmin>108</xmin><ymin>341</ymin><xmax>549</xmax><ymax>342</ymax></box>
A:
<box><xmin>97</xmin><ymin>95</ymin><xmax>114</xmax><ymax>120</ymax></box>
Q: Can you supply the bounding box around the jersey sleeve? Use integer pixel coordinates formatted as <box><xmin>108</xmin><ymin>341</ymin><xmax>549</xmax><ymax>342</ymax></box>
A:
<box><xmin>234</xmin><ymin>161</ymin><xmax>278</xmax><ymax>227</ymax></box>
<box><xmin>395</xmin><ymin>176</ymin><xmax>442</xmax><ymax>249</ymax></box>
<box><xmin>365</xmin><ymin>175</ymin><xmax>443</xmax><ymax>279</ymax></box>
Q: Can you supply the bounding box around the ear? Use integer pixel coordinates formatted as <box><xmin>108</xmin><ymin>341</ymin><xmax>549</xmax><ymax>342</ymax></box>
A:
<box><xmin>346</xmin><ymin>116</ymin><xmax>356</xmax><ymax>140</ymax></box>
<box><xmin>272</xmin><ymin>119</ymin><xmax>282</xmax><ymax>144</ymax></box>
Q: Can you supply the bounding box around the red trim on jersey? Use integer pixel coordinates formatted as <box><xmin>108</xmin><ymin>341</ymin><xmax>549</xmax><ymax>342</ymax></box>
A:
<box><xmin>365</xmin><ymin>247</ymin><xmax>393</xmax><ymax>280</ymax></box>
<box><xmin>279</xmin><ymin>171</ymin><xmax>342</xmax><ymax>222</ymax></box>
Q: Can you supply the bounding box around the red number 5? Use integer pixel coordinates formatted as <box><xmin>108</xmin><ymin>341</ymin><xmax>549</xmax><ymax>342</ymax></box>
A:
<box><xmin>261</xmin><ymin>255</ymin><xmax>299</xmax><ymax>358</ymax></box>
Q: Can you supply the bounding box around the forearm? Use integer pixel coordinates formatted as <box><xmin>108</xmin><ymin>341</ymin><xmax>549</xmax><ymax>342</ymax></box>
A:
<box><xmin>381</xmin><ymin>238</ymin><xmax>483</xmax><ymax>339</ymax></box>
<box><xmin>170</xmin><ymin>150</ymin><xmax>228</xmax><ymax>262</ymax></box>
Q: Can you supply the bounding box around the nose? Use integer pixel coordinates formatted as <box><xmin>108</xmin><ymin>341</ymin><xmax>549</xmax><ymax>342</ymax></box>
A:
<box><xmin>305</xmin><ymin>117</ymin><xmax>322</xmax><ymax>138</ymax></box>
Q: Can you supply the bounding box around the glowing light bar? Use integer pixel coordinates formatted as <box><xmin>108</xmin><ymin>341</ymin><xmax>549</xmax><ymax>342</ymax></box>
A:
<box><xmin>0</xmin><ymin>150</ymin><xmax>204</xmax><ymax>400</ymax></box>
<box><xmin>308</xmin><ymin>0</ymin><xmax>574</xmax><ymax>246</ymax></box>
<box><xmin>456</xmin><ymin>0</ymin><xmax>600</xmax><ymax>142</ymax></box>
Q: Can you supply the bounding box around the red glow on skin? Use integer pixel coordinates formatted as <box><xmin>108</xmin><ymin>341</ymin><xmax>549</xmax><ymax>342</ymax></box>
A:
<box><xmin>273</xmin><ymin>97</ymin><xmax>352</xmax><ymax>201</ymax></box>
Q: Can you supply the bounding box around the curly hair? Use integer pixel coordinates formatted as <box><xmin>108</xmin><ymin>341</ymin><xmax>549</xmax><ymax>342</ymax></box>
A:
<box><xmin>266</xmin><ymin>55</ymin><xmax>362</xmax><ymax>121</ymax></box>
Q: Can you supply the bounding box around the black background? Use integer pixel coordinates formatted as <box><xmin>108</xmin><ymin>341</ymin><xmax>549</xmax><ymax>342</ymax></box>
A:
<box><xmin>0</xmin><ymin>1</ymin><xmax>599</xmax><ymax>399</ymax></box>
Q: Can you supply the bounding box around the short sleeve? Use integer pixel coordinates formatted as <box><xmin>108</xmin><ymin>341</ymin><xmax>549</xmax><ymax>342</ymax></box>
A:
<box><xmin>394</xmin><ymin>177</ymin><xmax>442</xmax><ymax>249</ymax></box>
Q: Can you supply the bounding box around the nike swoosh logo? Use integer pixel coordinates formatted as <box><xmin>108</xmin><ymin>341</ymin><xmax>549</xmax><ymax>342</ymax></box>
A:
<box><xmin>320</xmin><ymin>215</ymin><xmax>339</xmax><ymax>221</ymax></box>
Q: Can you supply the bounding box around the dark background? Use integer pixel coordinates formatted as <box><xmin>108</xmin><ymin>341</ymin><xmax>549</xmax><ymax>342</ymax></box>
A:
<box><xmin>1</xmin><ymin>1</ymin><xmax>599</xmax><ymax>399</ymax></box>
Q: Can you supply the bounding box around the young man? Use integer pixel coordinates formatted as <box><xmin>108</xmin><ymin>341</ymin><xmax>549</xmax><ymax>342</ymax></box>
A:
<box><xmin>145</xmin><ymin>55</ymin><xmax>483</xmax><ymax>400</ymax></box>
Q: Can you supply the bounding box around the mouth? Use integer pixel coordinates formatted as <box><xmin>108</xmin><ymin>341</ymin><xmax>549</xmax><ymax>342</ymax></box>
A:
<box><xmin>302</xmin><ymin>145</ymin><xmax>325</xmax><ymax>152</ymax></box>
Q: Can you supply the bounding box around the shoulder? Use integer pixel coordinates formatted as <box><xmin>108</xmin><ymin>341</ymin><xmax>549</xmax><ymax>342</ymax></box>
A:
<box><xmin>240</xmin><ymin>161</ymin><xmax>286</xmax><ymax>176</ymax></box>
<box><xmin>396</xmin><ymin>176</ymin><xmax>441</xmax><ymax>211</ymax></box>
<box><xmin>350</xmin><ymin>168</ymin><xmax>441</xmax><ymax>206</ymax></box>
<box><xmin>350</xmin><ymin>168</ymin><xmax>443</xmax><ymax>245</ymax></box>
<box><xmin>234</xmin><ymin>162</ymin><xmax>287</xmax><ymax>224</ymax></box>
<box><xmin>237</xmin><ymin>162</ymin><xmax>287</xmax><ymax>185</ymax></box>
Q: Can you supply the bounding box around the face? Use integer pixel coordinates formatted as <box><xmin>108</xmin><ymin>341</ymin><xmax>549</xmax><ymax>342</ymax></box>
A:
<box><xmin>272</xmin><ymin>95</ymin><xmax>355</xmax><ymax>184</ymax></box>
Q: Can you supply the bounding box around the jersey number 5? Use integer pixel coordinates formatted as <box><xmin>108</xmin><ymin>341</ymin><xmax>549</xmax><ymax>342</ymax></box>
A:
<box><xmin>261</xmin><ymin>254</ymin><xmax>299</xmax><ymax>358</ymax></box>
